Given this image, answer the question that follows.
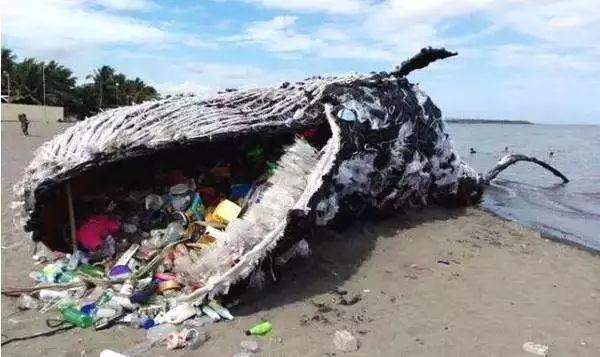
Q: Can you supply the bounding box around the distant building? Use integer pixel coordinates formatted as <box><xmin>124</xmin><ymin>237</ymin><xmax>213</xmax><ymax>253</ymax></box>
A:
<box><xmin>1</xmin><ymin>103</ymin><xmax>64</xmax><ymax>122</ymax></box>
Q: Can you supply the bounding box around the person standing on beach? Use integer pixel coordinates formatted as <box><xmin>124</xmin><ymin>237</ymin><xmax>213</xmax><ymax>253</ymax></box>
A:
<box><xmin>18</xmin><ymin>113</ymin><xmax>30</xmax><ymax>136</ymax></box>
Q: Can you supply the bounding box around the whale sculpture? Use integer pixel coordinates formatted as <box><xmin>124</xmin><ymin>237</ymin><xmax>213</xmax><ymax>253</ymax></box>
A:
<box><xmin>13</xmin><ymin>48</ymin><xmax>567</xmax><ymax>302</ymax></box>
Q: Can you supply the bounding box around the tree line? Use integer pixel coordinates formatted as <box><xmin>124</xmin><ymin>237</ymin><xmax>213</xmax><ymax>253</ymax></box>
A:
<box><xmin>1</xmin><ymin>48</ymin><xmax>159</xmax><ymax>120</ymax></box>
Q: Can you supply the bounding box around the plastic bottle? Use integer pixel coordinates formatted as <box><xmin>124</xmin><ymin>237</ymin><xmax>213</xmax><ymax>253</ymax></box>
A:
<box><xmin>163</xmin><ymin>222</ymin><xmax>185</xmax><ymax>245</ymax></box>
<box><xmin>61</xmin><ymin>306</ymin><xmax>93</xmax><ymax>328</ymax></box>
<box><xmin>201</xmin><ymin>305</ymin><xmax>221</xmax><ymax>321</ymax></box>
<box><xmin>77</xmin><ymin>264</ymin><xmax>105</xmax><ymax>279</ymax></box>
<box><xmin>208</xmin><ymin>301</ymin><xmax>234</xmax><ymax>320</ymax></box>
<box><xmin>38</xmin><ymin>289</ymin><xmax>68</xmax><ymax>302</ymax></box>
<box><xmin>245</xmin><ymin>321</ymin><xmax>272</xmax><ymax>336</ymax></box>
<box><xmin>164</xmin><ymin>302</ymin><xmax>197</xmax><ymax>324</ymax></box>
<box><xmin>121</xmin><ymin>312</ymin><xmax>142</xmax><ymax>328</ymax></box>
<box><xmin>96</xmin><ymin>289</ymin><xmax>114</xmax><ymax>306</ymax></box>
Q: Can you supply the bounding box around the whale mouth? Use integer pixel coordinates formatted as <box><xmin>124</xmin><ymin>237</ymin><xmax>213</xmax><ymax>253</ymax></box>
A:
<box><xmin>27</xmin><ymin>108</ymin><xmax>340</xmax><ymax>302</ymax></box>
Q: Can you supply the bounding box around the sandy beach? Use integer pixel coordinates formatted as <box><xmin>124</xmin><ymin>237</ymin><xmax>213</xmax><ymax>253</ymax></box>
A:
<box><xmin>1</xmin><ymin>121</ymin><xmax>599</xmax><ymax>357</ymax></box>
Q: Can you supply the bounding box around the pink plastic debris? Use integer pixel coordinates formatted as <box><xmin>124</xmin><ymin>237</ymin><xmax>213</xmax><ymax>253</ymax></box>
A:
<box><xmin>76</xmin><ymin>215</ymin><xmax>120</xmax><ymax>251</ymax></box>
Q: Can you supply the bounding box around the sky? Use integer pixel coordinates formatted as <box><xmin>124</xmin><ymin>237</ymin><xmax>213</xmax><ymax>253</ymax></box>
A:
<box><xmin>2</xmin><ymin>0</ymin><xmax>599</xmax><ymax>124</ymax></box>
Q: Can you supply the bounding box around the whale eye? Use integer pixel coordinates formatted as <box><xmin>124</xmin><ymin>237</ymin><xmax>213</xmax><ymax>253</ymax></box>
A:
<box><xmin>336</xmin><ymin>107</ymin><xmax>357</xmax><ymax>122</ymax></box>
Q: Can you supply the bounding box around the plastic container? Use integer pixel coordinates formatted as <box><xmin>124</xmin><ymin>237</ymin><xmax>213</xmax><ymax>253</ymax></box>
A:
<box><xmin>213</xmin><ymin>200</ymin><xmax>242</xmax><ymax>223</ymax></box>
<box><xmin>245</xmin><ymin>321</ymin><xmax>272</xmax><ymax>336</ymax></box>
<box><xmin>38</xmin><ymin>289</ymin><xmax>68</xmax><ymax>302</ymax></box>
<box><xmin>208</xmin><ymin>301</ymin><xmax>234</xmax><ymax>320</ymax></box>
<box><xmin>170</xmin><ymin>184</ymin><xmax>193</xmax><ymax>211</ymax></box>
<box><xmin>164</xmin><ymin>302</ymin><xmax>196</xmax><ymax>324</ymax></box>
<box><xmin>163</xmin><ymin>222</ymin><xmax>185</xmax><ymax>245</ymax></box>
<box><xmin>201</xmin><ymin>305</ymin><xmax>221</xmax><ymax>321</ymax></box>
<box><xmin>61</xmin><ymin>307</ymin><xmax>93</xmax><ymax>328</ymax></box>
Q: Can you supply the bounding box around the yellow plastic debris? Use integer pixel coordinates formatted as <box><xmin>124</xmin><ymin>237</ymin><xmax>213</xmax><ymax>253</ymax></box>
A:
<box><xmin>186</xmin><ymin>234</ymin><xmax>217</xmax><ymax>250</ymax></box>
<box><xmin>213</xmin><ymin>199</ymin><xmax>242</xmax><ymax>223</ymax></box>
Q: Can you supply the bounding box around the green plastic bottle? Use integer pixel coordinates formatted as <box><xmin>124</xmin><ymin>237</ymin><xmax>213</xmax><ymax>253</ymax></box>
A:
<box><xmin>61</xmin><ymin>307</ymin><xmax>93</xmax><ymax>328</ymax></box>
<box><xmin>76</xmin><ymin>264</ymin><xmax>105</xmax><ymax>279</ymax></box>
<box><xmin>96</xmin><ymin>289</ymin><xmax>114</xmax><ymax>306</ymax></box>
<box><xmin>245</xmin><ymin>321</ymin><xmax>272</xmax><ymax>336</ymax></box>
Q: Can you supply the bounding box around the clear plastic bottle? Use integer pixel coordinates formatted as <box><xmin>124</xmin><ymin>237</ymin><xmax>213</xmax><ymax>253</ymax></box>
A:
<box><xmin>163</xmin><ymin>221</ymin><xmax>185</xmax><ymax>245</ymax></box>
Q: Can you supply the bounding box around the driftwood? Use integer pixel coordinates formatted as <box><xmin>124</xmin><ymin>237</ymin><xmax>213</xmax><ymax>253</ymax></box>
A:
<box><xmin>484</xmin><ymin>154</ymin><xmax>569</xmax><ymax>184</ymax></box>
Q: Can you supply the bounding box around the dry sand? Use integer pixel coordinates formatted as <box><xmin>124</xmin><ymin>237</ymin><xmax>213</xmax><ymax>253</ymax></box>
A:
<box><xmin>1</xmin><ymin>121</ymin><xmax>599</xmax><ymax>356</ymax></box>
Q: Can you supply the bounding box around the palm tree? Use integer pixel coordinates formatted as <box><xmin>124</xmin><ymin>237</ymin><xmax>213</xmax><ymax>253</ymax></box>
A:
<box><xmin>2</xmin><ymin>48</ymin><xmax>16</xmax><ymax>99</ymax></box>
<box><xmin>10</xmin><ymin>58</ymin><xmax>44</xmax><ymax>104</ymax></box>
<box><xmin>2</xmin><ymin>48</ymin><xmax>16</xmax><ymax>72</ymax></box>
<box><xmin>9</xmin><ymin>58</ymin><xmax>77</xmax><ymax>107</ymax></box>
<box><xmin>122</xmin><ymin>77</ymin><xmax>159</xmax><ymax>105</ymax></box>
<box><xmin>86</xmin><ymin>65</ymin><xmax>116</xmax><ymax>110</ymax></box>
<box><xmin>3</xmin><ymin>48</ymin><xmax>160</xmax><ymax>119</ymax></box>
<box><xmin>41</xmin><ymin>60</ymin><xmax>77</xmax><ymax>107</ymax></box>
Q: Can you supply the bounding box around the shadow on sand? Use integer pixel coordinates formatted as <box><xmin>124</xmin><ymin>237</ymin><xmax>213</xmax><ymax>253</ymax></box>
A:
<box><xmin>235</xmin><ymin>206</ymin><xmax>466</xmax><ymax>315</ymax></box>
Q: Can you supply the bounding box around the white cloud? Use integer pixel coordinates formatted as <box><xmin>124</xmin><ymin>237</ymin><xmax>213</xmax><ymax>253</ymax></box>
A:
<box><xmin>238</xmin><ymin>16</ymin><xmax>395</xmax><ymax>61</ymax></box>
<box><xmin>185</xmin><ymin>62</ymin><xmax>265</xmax><ymax>79</ymax></box>
<box><xmin>157</xmin><ymin>81</ymin><xmax>213</xmax><ymax>96</ymax></box>
<box><xmin>95</xmin><ymin>0</ymin><xmax>158</xmax><ymax>11</ymax></box>
<box><xmin>243</xmin><ymin>16</ymin><xmax>321</xmax><ymax>52</ymax></box>
<box><xmin>241</xmin><ymin>0</ymin><xmax>365</xmax><ymax>14</ymax></box>
<box><xmin>489</xmin><ymin>0</ymin><xmax>600</xmax><ymax>48</ymax></box>
<box><xmin>489</xmin><ymin>44</ymin><xmax>600</xmax><ymax>72</ymax></box>
<box><xmin>1</xmin><ymin>0</ymin><xmax>216</xmax><ymax>57</ymax></box>
<box><xmin>2</xmin><ymin>0</ymin><xmax>167</xmax><ymax>55</ymax></box>
<box><xmin>233</xmin><ymin>0</ymin><xmax>600</xmax><ymax>72</ymax></box>
<box><xmin>155</xmin><ymin>62</ymin><xmax>294</xmax><ymax>97</ymax></box>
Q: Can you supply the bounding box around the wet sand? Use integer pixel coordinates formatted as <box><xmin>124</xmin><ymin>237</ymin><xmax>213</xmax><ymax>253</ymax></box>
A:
<box><xmin>2</xmin><ymin>122</ymin><xmax>599</xmax><ymax>356</ymax></box>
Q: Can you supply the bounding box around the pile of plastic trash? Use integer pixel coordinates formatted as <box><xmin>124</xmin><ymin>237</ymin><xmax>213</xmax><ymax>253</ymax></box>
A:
<box><xmin>18</xmin><ymin>145</ymin><xmax>282</xmax><ymax>352</ymax></box>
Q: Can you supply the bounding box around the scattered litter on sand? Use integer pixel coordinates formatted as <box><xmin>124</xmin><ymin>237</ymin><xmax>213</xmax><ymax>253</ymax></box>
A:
<box><xmin>333</xmin><ymin>330</ymin><xmax>358</xmax><ymax>352</ymax></box>
<box><xmin>522</xmin><ymin>342</ymin><xmax>549</xmax><ymax>356</ymax></box>
<box><xmin>2</xmin><ymin>140</ymin><xmax>317</xmax><ymax>353</ymax></box>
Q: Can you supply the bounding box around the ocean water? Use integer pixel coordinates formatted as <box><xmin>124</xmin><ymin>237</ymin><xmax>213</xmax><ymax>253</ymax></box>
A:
<box><xmin>447</xmin><ymin>123</ymin><xmax>600</xmax><ymax>251</ymax></box>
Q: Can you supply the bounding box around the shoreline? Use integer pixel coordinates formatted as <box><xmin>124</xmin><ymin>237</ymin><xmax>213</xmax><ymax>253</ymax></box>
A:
<box><xmin>478</xmin><ymin>206</ymin><xmax>600</xmax><ymax>257</ymax></box>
